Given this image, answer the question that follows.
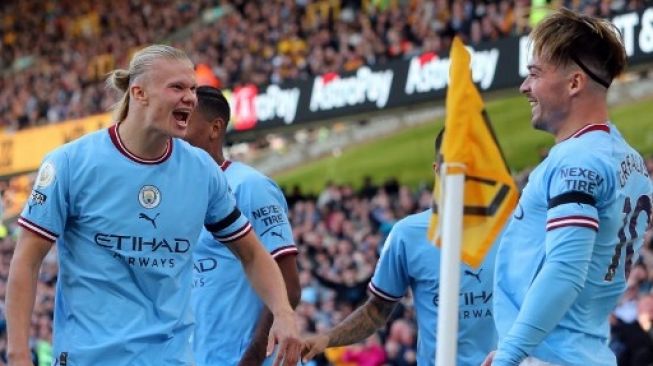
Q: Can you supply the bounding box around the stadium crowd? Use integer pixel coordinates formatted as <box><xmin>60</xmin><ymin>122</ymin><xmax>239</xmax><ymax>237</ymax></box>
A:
<box><xmin>0</xmin><ymin>0</ymin><xmax>648</xmax><ymax>131</ymax></box>
<box><xmin>0</xmin><ymin>155</ymin><xmax>652</xmax><ymax>365</ymax></box>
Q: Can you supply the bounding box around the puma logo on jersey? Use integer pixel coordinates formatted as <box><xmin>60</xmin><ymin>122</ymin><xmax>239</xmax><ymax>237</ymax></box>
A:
<box><xmin>139</xmin><ymin>213</ymin><xmax>160</xmax><ymax>228</ymax></box>
<box><xmin>513</xmin><ymin>204</ymin><xmax>524</xmax><ymax>220</ymax></box>
<box><xmin>271</xmin><ymin>231</ymin><xmax>285</xmax><ymax>240</ymax></box>
<box><xmin>464</xmin><ymin>269</ymin><xmax>483</xmax><ymax>283</ymax></box>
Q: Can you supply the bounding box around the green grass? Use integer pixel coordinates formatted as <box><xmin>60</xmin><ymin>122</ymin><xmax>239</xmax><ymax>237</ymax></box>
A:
<box><xmin>274</xmin><ymin>94</ymin><xmax>653</xmax><ymax>194</ymax></box>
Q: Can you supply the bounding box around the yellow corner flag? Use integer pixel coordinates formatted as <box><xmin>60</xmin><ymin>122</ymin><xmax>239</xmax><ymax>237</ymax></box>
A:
<box><xmin>427</xmin><ymin>37</ymin><xmax>518</xmax><ymax>268</ymax></box>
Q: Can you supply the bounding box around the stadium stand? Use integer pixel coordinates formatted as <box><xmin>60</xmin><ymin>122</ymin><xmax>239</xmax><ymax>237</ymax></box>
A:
<box><xmin>0</xmin><ymin>0</ymin><xmax>644</xmax><ymax>130</ymax></box>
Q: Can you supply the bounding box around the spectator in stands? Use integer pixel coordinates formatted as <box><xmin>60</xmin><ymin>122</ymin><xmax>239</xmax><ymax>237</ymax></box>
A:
<box><xmin>611</xmin><ymin>293</ymin><xmax>653</xmax><ymax>366</ymax></box>
<box><xmin>4</xmin><ymin>0</ymin><xmax>646</xmax><ymax>130</ymax></box>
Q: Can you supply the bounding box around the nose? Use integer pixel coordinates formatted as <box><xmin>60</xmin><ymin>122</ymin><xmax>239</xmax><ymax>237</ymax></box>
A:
<box><xmin>183</xmin><ymin>88</ymin><xmax>197</xmax><ymax>107</ymax></box>
<box><xmin>519</xmin><ymin>78</ymin><xmax>530</xmax><ymax>95</ymax></box>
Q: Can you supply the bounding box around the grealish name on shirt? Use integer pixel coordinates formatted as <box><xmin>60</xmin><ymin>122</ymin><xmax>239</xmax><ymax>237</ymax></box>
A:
<box><xmin>619</xmin><ymin>153</ymin><xmax>649</xmax><ymax>188</ymax></box>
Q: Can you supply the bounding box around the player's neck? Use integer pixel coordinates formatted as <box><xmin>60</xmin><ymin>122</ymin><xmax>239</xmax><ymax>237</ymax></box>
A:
<box><xmin>211</xmin><ymin>137</ymin><xmax>226</xmax><ymax>166</ymax></box>
<box><xmin>118</xmin><ymin>118</ymin><xmax>170</xmax><ymax>159</ymax></box>
<box><xmin>214</xmin><ymin>153</ymin><xmax>226</xmax><ymax>166</ymax></box>
<box><xmin>554</xmin><ymin>100</ymin><xmax>608</xmax><ymax>143</ymax></box>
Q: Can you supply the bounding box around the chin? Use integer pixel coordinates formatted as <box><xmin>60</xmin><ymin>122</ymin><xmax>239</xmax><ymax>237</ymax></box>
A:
<box><xmin>533</xmin><ymin>118</ymin><xmax>557</xmax><ymax>134</ymax></box>
<box><xmin>170</xmin><ymin>128</ymin><xmax>188</xmax><ymax>139</ymax></box>
<box><xmin>166</xmin><ymin>120</ymin><xmax>189</xmax><ymax>138</ymax></box>
<box><xmin>531</xmin><ymin>114</ymin><xmax>545</xmax><ymax>131</ymax></box>
<box><xmin>533</xmin><ymin>122</ymin><xmax>550</xmax><ymax>133</ymax></box>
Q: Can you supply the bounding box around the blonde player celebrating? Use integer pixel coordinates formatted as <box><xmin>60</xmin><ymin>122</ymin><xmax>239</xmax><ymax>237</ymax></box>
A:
<box><xmin>7</xmin><ymin>45</ymin><xmax>301</xmax><ymax>366</ymax></box>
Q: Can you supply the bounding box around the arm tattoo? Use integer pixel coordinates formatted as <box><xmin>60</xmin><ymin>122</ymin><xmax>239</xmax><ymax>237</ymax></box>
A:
<box><xmin>327</xmin><ymin>296</ymin><xmax>397</xmax><ymax>347</ymax></box>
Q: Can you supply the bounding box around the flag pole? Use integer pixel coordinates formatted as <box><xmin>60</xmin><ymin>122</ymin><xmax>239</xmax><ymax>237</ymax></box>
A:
<box><xmin>435</xmin><ymin>163</ymin><xmax>465</xmax><ymax>366</ymax></box>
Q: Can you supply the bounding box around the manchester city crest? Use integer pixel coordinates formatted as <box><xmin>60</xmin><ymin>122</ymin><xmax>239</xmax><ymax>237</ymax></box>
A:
<box><xmin>138</xmin><ymin>185</ymin><xmax>161</xmax><ymax>209</ymax></box>
<box><xmin>35</xmin><ymin>161</ymin><xmax>56</xmax><ymax>188</ymax></box>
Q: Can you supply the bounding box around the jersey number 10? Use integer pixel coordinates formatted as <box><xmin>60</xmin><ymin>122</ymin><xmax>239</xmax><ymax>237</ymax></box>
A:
<box><xmin>604</xmin><ymin>195</ymin><xmax>652</xmax><ymax>282</ymax></box>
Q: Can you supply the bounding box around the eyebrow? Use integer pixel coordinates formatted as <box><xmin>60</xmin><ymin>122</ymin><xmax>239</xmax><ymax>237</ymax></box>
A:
<box><xmin>526</xmin><ymin>64</ymin><xmax>542</xmax><ymax>72</ymax></box>
<box><xmin>167</xmin><ymin>80</ymin><xmax>196</xmax><ymax>88</ymax></box>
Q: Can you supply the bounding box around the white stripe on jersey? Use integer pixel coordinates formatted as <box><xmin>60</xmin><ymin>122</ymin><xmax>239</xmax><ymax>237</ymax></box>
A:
<box><xmin>18</xmin><ymin>217</ymin><xmax>58</xmax><ymax>241</ymax></box>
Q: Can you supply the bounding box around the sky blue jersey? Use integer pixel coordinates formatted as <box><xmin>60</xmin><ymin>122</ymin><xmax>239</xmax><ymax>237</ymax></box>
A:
<box><xmin>191</xmin><ymin>161</ymin><xmax>297</xmax><ymax>366</ymax></box>
<box><xmin>369</xmin><ymin>210</ymin><xmax>498</xmax><ymax>366</ymax></box>
<box><xmin>18</xmin><ymin>125</ymin><xmax>251</xmax><ymax>366</ymax></box>
<box><xmin>493</xmin><ymin>124</ymin><xmax>653</xmax><ymax>366</ymax></box>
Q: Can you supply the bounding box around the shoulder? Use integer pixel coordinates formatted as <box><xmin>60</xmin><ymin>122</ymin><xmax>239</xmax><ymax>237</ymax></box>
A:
<box><xmin>65</xmin><ymin>128</ymin><xmax>109</xmax><ymax>152</ymax></box>
<box><xmin>394</xmin><ymin>210</ymin><xmax>431</xmax><ymax>231</ymax></box>
<box><xmin>173</xmin><ymin>138</ymin><xmax>217</xmax><ymax>169</ymax></box>
<box><xmin>229</xmin><ymin>162</ymin><xmax>282</xmax><ymax>192</ymax></box>
<box><xmin>545</xmin><ymin>136</ymin><xmax>614</xmax><ymax>180</ymax></box>
<box><xmin>378</xmin><ymin>211</ymin><xmax>433</xmax><ymax>267</ymax></box>
<box><xmin>388</xmin><ymin>210</ymin><xmax>431</xmax><ymax>242</ymax></box>
<box><xmin>228</xmin><ymin>161</ymin><xmax>267</xmax><ymax>181</ymax></box>
<box><xmin>542</xmin><ymin>134</ymin><xmax>618</xmax><ymax>200</ymax></box>
<box><xmin>551</xmin><ymin>125</ymin><xmax>616</xmax><ymax>164</ymax></box>
<box><xmin>44</xmin><ymin>129</ymin><xmax>107</xmax><ymax>162</ymax></box>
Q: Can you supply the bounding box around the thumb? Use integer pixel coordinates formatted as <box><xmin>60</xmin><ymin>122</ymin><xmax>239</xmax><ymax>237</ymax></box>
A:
<box><xmin>302</xmin><ymin>342</ymin><xmax>319</xmax><ymax>363</ymax></box>
<box><xmin>266</xmin><ymin>331</ymin><xmax>276</xmax><ymax>357</ymax></box>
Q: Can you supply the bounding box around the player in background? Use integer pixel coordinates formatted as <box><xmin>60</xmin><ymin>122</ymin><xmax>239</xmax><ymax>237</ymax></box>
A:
<box><xmin>485</xmin><ymin>8</ymin><xmax>653</xmax><ymax>366</ymax></box>
<box><xmin>185</xmin><ymin>86</ymin><xmax>300</xmax><ymax>366</ymax></box>
<box><xmin>6</xmin><ymin>45</ymin><xmax>301</xmax><ymax>366</ymax></box>
<box><xmin>301</xmin><ymin>130</ymin><xmax>499</xmax><ymax>366</ymax></box>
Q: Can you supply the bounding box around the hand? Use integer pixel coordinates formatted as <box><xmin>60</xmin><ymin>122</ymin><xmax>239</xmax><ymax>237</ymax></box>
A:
<box><xmin>481</xmin><ymin>350</ymin><xmax>496</xmax><ymax>366</ymax></box>
<box><xmin>267</xmin><ymin>310</ymin><xmax>301</xmax><ymax>366</ymax></box>
<box><xmin>301</xmin><ymin>334</ymin><xmax>329</xmax><ymax>363</ymax></box>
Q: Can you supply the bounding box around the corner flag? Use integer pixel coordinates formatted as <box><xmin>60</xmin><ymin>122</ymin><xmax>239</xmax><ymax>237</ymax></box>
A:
<box><xmin>427</xmin><ymin>37</ymin><xmax>518</xmax><ymax>268</ymax></box>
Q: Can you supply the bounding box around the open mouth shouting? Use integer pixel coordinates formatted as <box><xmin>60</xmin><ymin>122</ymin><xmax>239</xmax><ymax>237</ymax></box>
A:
<box><xmin>172</xmin><ymin>109</ymin><xmax>192</xmax><ymax>128</ymax></box>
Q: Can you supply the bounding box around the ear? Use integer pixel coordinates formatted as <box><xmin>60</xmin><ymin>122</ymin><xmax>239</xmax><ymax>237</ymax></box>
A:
<box><xmin>131</xmin><ymin>84</ymin><xmax>148</xmax><ymax>105</ymax></box>
<box><xmin>209</xmin><ymin>118</ymin><xmax>226</xmax><ymax>140</ymax></box>
<box><xmin>568</xmin><ymin>70</ymin><xmax>585</xmax><ymax>97</ymax></box>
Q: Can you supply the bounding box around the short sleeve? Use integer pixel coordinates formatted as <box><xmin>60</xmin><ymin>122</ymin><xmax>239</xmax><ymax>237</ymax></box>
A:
<box><xmin>204</xmin><ymin>167</ymin><xmax>251</xmax><ymax>243</ymax></box>
<box><xmin>544</xmin><ymin>152</ymin><xmax>612</xmax><ymax>233</ymax></box>
<box><xmin>18</xmin><ymin>151</ymin><xmax>70</xmax><ymax>242</ymax></box>
<box><xmin>369</xmin><ymin>229</ymin><xmax>409</xmax><ymax>302</ymax></box>
<box><xmin>238</xmin><ymin>177</ymin><xmax>296</xmax><ymax>258</ymax></box>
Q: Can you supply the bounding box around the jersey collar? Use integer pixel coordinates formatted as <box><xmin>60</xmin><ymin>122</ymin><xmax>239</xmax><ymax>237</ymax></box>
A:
<box><xmin>108</xmin><ymin>124</ymin><xmax>173</xmax><ymax>165</ymax></box>
<box><xmin>570</xmin><ymin>123</ymin><xmax>610</xmax><ymax>139</ymax></box>
<box><xmin>219</xmin><ymin>160</ymin><xmax>232</xmax><ymax>171</ymax></box>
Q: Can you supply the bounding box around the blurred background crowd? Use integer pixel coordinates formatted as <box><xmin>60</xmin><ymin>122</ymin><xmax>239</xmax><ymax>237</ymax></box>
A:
<box><xmin>0</xmin><ymin>0</ymin><xmax>648</xmax><ymax>130</ymax></box>
<box><xmin>0</xmin><ymin>0</ymin><xmax>652</xmax><ymax>365</ymax></box>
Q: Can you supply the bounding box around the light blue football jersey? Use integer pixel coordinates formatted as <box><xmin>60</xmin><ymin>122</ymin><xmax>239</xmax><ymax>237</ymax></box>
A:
<box><xmin>191</xmin><ymin>160</ymin><xmax>297</xmax><ymax>366</ymax></box>
<box><xmin>369</xmin><ymin>210</ymin><xmax>498</xmax><ymax>366</ymax></box>
<box><xmin>18</xmin><ymin>124</ymin><xmax>251</xmax><ymax>366</ymax></box>
<box><xmin>493</xmin><ymin>124</ymin><xmax>653</xmax><ymax>366</ymax></box>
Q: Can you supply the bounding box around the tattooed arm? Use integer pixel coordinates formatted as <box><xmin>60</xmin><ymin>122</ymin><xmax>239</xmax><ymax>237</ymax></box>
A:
<box><xmin>301</xmin><ymin>295</ymin><xmax>397</xmax><ymax>361</ymax></box>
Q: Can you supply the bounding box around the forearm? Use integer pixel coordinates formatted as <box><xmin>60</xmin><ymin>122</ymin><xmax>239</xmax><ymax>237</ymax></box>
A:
<box><xmin>241</xmin><ymin>254</ymin><xmax>300</xmax><ymax>363</ymax></box>
<box><xmin>327</xmin><ymin>297</ymin><xmax>395</xmax><ymax>347</ymax></box>
<box><xmin>241</xmin><ymin>246</ymin><xmax>292</xmax><ymax>316</ymax></box>
<box><xmin>495</xmin><ymin>244</ymin><xmax>591</xmax><ymax>365</ymax></box>
<box><xmin>6</xmin><ymin>257</ymin><xmax>40</xmax><ymax>360</ymax></box>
